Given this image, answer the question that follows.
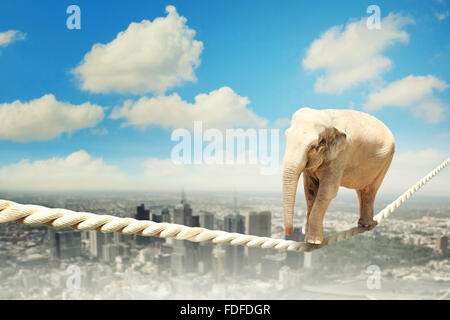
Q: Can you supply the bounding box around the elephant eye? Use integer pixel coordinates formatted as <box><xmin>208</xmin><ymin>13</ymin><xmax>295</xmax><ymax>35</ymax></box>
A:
<box><xmin>318</xmin><ymin>138</ymin><xmax>326</xmax><ymax>146</ymax></box>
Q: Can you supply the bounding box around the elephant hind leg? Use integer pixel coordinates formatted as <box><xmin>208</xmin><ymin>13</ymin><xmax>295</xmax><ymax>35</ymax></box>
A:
<box><xmin>357</xmin><ymin>153</ymin><xmax>394</xmax><ymax>229</ymax></box>
<box><xmin>356</xmin><ymin>189</ymin><xmax>377</xmax><ymax>229</ymax></box>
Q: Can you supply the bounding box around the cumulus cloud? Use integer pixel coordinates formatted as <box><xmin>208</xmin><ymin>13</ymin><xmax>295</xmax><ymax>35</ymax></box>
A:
<box><xmin>0</xmin><ymin>94</ymin><xmax>104</xmax><ymax>142</ymax></box>
<box><xmin>272</xmin><ymin>118</ymin><xmax>291</xmax><ymax>129</ymax></box>
<box><xmin>72</xmin><ymin>5</ymin><xmax>203</xmax><ymax>94</ymax></box>
<box><xmin>380</xmin><ymin>149</ymin><xmax>450</xmax><ymax>197</ymax></box>
<box><xmin>141</xmin><ymin>157</ymin><xmax>281</xmax><ymax>192</ymax></box>
<box><xmin>110</xmin><ymin>86</ymin><xmax>268</xmax><ymax>130</ymax></box>
<box><xmin>303</xmin><ymin>13</ymin><xmax>413</xmax><ymax>93</ymax></box>
<box><xmin>0</xmin><ymin>30</ymin><xmax>26</xmax><ymax>47</ymax></box>
<box><xmin>364</xmin><ymin>75</ymin><xmax>448</xmax><ymax>123</ymax></box>
<box><xmin>1</xmin><ymin>149</ymin><xmax>447</xmax><ymax>195</ymax></box>
<box><xmin>0</xmin><ymin>150</ymin><xmax>129</xmax><ymax>191</ymax></box>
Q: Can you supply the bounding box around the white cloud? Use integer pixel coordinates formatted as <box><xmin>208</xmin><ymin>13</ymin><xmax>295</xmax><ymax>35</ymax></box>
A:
<box><xmin>72</xmin><ymin>5</ymin><xmax>203</xmax><ymax>94</ymax></box>
<box><xmin>303</xmin><ymin>13</ymin><xmax>413</xmax><ymax>93</ymax></box>
<box><xmin>272</xmin><ymin>118</ymin><xmax>291</xmax><ymax>129</ymax></box>
<box><xmin>0</xmin><ymin>94</ymin><xmax>104</xmax><ymax>142</ymax></box>
<box><xmin>91</xmin><ymin>127</ymin><xmax>109</xmax><ymax>136</ymax></box>
<box><xmin>364</xmin><ymin>75</ymin><xmax>448</xmax><ymax>123</ymax></box>
<box><xmin>1</xmin><ymin>149</ymin><xmax>447</xmax><ymax>196</ymax></box>
<box><xmin>141</xmin><ymin>157</ymin><xmax>281</xmax><ymax>192</ymax></box>
<box><xmin>435</xmin><ymin>11</ymin><xmax>450</xmax><ymax>21</ymax></box>
<box><xmin>110</xmin><ymin>86</ymin><xmax>268</xmax><ymax>130</ymax></box>
<box><xmin>0</xmin><ymin>150</ymin><xmax>128</xmax><ymax>191</ymax></box>
<box><xmin>380</xmin><ymin>149</ymin><xmax>450</xmax><ymax>197</ymax></box>
<box><xmin>0</xmin><ymin>30</ymin><xmax>26</xmax><ymax>47</ymax></box>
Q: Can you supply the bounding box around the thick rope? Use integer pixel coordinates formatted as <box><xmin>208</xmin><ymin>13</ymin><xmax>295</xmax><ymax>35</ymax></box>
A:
<box><xmin>0</xmin><ymin>158</ymin><xmax>448</xmax><ymax>253</ymax></box>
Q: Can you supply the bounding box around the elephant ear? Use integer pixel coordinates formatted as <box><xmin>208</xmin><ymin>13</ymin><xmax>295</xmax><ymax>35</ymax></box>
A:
<box><xmin>324</xmin><ymin>127</ymin><xmax>347</xmax><ymax>162</ymax></box>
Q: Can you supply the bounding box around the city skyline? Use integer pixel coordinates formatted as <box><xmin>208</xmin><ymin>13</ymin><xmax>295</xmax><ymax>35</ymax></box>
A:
<box><xmin>0</xmin><ymin>190</ymin><xmax>448</xmax><ymax>299</ymax></box>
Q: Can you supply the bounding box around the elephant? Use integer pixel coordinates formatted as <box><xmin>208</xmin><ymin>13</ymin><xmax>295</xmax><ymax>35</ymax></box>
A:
<box><xmin>282</xmin><ymin>107</ymin><xmax>395</xmax><ymax>245</ymax></box>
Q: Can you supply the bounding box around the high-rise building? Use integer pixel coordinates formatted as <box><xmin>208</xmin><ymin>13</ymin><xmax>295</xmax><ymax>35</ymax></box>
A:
<box><xmin>170</xmin><ymin>193</ymin><xmax>198</xmax><ymax>274</ymax></box>
<box><xmin>200</xmin><ymin>211</ymin><xmax>214</xmax><ymax>230</ymax></box>
<box><xmin>191</xmin><ymin>215</ymin><xmax>200</xmax><ymax>228</ymax></box>
<box><xmin>285</xmin><ymin>227</ymin><xmax>305</xmax><ymax>269</ymax></box>
<box><xmin>173</xmin><ymin>203</ymin><xmax>192</xmax><ymax>226</ymax></box>
<box><xmin>49</xmin><ymin>229</ymin><xmax>82</xmax><ymax>260</ymax></box>
<box><xmin>246</xmin><ymin>211</ymin><xmax>272</xmax><ymax>266</ymax></box>
<box><xmin>113</xmin><ymin>232</ymin><xmax>133</xmax><ymax>246</ymax></box>
<box><xmin>224</xmin><ymin>213</ymin><xmax>245</xmax><ymax>276</ymax></box>
<box><xmin>135</xmin><ymin>204</ymin><xmax>150</xmax><ymax>246</ymax></box>
<box><xmin>89</xmin><ymin>230</ymin><xmax>103</xmax><ymax>257</ymax></box>
<box><xmin>136</xmin><ymin>204</ymin><xmax>150</xmax><ymax>220</ymax></box>
<box><xmin>161</xmin><ymin>208</ymin><xmax>171</xmax><ymax>223</ymax></box>
<box><xmin>198</xmin><ymin>243</ymin><xmax>214</xmax><ymax>274</ymax></box>
<box><xmin>436</xmin><ymin>236</ymin><xmax>448</xmax><ymax>252</ymax></box>
<box><xmin>197</xmin><ymin>212</ymin><xmax>214</xmax><ymax>274</ymax></box>
<box><xmin>212</xmin><ymin>245</ymin><xmax>226</xmax><ymax>281</ymax></box>
<box><xmin>89</xmin><ymin>231</ymin><xmax>114</xmax><ymax>258</ymax></box>
<box><xmin>149</xmin><ymin>212</ymin><xmax>165</xmax><ymax>247</ymax></box>
<box><xmin>102</xmin><ymin>243</ymin><xmax>120</xmax><ymax>263</ymax></box>
<box><xmin>151</xmin><ymin>212</ymin><xmax>162</xmax><ymax>223</ymax></box>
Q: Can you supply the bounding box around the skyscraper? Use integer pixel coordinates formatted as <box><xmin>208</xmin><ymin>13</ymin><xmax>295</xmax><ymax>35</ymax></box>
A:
<box><xmin>170</xmin><ymin>193</ymin><xmax>198</xmax><ymax>274</ymax></box>
<box><xmin>136</xmin><ymin>204</ymin><xmax>150</xmax><ymax>220</ymax></box>
<box><xmin>135</xmin><ymin>204</ymin><xmax>150</xmax><ymax>246</ymax></box>
<box><xmin>224</xmin><ymin>213</ymin><xmax>245</xmax><ymax>276</ymax></box>
<box><xmin>198</xmin><ymin>211</ymin><xmax>215</xmax><ymax>274</ymax></box>
<box><xmin>89</xmin><ymin>231</ymin><xmax>114</xmax><ymax>258</ymax></box>
<box><xmin>102</xmin><ymin>243</ymin><xmax>120</xmax><ymax>263</ymax></box>
<box><xmin>149</xmin><ymin>212</ymin><xmax>165</xmax><ymax>247</ymax></box>
<box><xmin>199</xmin><ymin>211</ymin><xmax>214</xmax><ymax>230</ymax></box>
<box><xmin>161</xmin><ymin>208</ymin><xmax>171</xmax><ymax>223</ymax></box>
<box><xmin>246</xmin><ymin>211</ymin><xmax>272</xmax><ymax>266</ymax></box>
<box><xmin>285</xmin><ymin>227</ymin><xmax>305</xmax><ymax>269</ymax></box>
<box><xmin>173</xmin><ymin>202</ymin><xmax>192</xmax><ymax>226</ymax></box>
<box><xmin>49</xmin><ymin>229</ymin><xmax>82</xmax><ymax>260</ymax></box>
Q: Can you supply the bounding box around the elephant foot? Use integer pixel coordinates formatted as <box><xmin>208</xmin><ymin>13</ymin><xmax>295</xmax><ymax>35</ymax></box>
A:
<box><xmin>305</xmin><ymin>232</ymin><xmax>322</xmax><ymax>245</ymax></box>
<box><xmin>358</xmin><ymin>219</ymin><xmax>378</xmax><ymax>230</ymax></box>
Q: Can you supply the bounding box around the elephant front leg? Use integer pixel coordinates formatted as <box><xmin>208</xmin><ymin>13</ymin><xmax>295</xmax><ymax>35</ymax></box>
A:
<box><xmin>305</xmin><ymin>189</ymin><xmax>336</xmax><ymax>245</ymax></box>
<box><xmin>303</xmin><ymin>174</ymin><xmax>319</xmax><ymax>234</ymax></box>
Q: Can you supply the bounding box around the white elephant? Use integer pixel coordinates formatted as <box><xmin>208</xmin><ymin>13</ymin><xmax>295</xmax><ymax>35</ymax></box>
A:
<box><xmin>282</xmin><ymin>107</ymin><xmax>395</xmax><ymax>244</ymax></box>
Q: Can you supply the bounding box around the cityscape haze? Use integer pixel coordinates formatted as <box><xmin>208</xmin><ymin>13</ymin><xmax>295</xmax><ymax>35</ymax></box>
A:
<box><xmin>0</xmin><ymin>190</ymin><xmax>448</xmax><ymax>300</ymax></box>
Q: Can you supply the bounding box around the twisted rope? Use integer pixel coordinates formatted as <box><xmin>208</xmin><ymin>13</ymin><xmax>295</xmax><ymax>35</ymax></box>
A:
<box><xmin>0</xmin><ymin>158</ymin><xmax>448</xmax><ymax>253</ymax></box>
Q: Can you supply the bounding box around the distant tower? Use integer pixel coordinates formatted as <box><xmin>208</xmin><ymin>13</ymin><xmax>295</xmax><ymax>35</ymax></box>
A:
<box><xmin>135</xmin><ymin>204</ymin><xmax>150</xmax><ymax>246</ymax></box>
<box><xmin>171</xmin><ymin>192</ymin><xmax>199</xmax><ymax>274</ymax></box>
<box><xmin>49</xmin><ymin>229</ymin><xmax>82</xmax><ymax>260</ymax></box>
<box><xmin>224</xmin><ymin>212</ymin><xmax>245</xmax><ymax>276</ymax></box>
<box><xmin>285</xmin><ymin>227</ymin><xmax>305</xmax><ymax>269</ymax></box>
<box><xmin>199</xmin><ymin>211</ymin><xmax>214</xmax><ymax>230</ymax></box>
<box><xmin>181</xmin><ymin>188</ymin><xmax>186</xmax><ymax>205</ymax></box>
<box><xmin>246</xmin><ymin>211</ymin><xmax>272</xmax><ymax>266</ymax></box>
<box><xmin>161</xmin><ymin>208</ymin><xmax>171</xmax><ymax>223</ymax></box>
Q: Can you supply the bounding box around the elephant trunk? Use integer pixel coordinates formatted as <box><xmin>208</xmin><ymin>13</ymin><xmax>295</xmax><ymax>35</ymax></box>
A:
<box><xmin>282</xmin><ymin>158</ymin><xmax>306</xmax><ymax>236</ymax></box>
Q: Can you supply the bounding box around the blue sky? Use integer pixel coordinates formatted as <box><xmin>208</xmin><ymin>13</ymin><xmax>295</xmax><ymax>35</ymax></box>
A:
<box><xmin>0</xmin><ymin>0</ymin><xmax>449</xmax><ymax>194</ymax></box>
